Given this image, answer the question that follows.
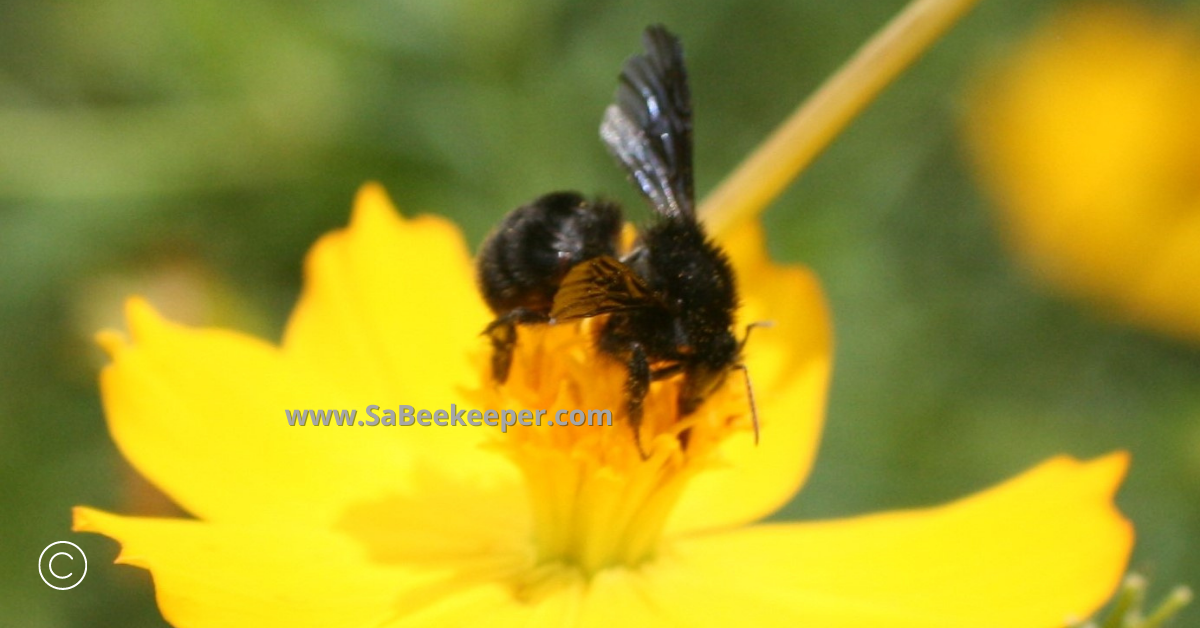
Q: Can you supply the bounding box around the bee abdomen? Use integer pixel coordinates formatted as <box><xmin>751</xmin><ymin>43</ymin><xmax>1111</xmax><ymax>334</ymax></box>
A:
<box><xmin>477</xmin><ymin>192</ymin><xmax>623</xmax><ymax>314</ymax></box>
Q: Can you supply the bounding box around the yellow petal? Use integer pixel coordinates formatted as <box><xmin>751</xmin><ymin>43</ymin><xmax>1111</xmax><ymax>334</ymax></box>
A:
<box><xmin>380</xmin><ymin>578</ymin><xmax>586</xmax><ymax>628</ymax></box>
<box><xmin>77</xmin><ymin>506</ymin><xmax>592</xmax><ymax>628</ymax></box>
<box><xmin>76</xmin><ymin>455</ymin><xmax>1129</xmax><ymax>627</ymax></box>
<box><xmin>74</xmin><ymin>507</ymin><xmax>412</xmax><ymax>628</ymax></box>
<box><xmin>667</xmin><ymin>219</ymin><xmax>833</xmax><ymax>534</ymax></box>
<box><xmin>652</xmin><ymin>453</ymin><xmax>1132</xmax><ymax>627</ymax></box>
<box><xmin>283</xmin><ymin>183</ymin><xmax>493</xmax><ymax>412</ymax></box>
<box><xmin>100</xmin><ymin>297</ymin><xmax>525</xmax><ymax>548</ymax></box>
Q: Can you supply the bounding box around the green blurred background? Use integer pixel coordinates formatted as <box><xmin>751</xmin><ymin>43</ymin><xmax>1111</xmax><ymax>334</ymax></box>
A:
<box><xmin>3</xmin><ymin>0</ymin><xmax>1197</xmax><ymax>625</ymax></box>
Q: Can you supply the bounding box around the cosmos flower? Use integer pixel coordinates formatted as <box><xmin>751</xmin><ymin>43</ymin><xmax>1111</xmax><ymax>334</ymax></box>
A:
<box><xmin>964</xmin><ymin>3</ymin><xmax>1200</xmax><ymax>343</ymax></box>
<box><xmin>76</xmin><ymin>0</ymin><xmax>1133</xmax><ymax>625</ymax></box>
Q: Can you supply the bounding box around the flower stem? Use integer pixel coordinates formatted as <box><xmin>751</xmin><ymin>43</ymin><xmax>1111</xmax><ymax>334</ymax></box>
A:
<box><xmin>1075</xmin><ymin>574</ymin><xmax>1193</xmax><ymax>628</ymax></box>
<box><xmin>700</xmin><ymin>0</ymin><xmax>983</xmax><ymax>237</ymax></box>
<box><xmin>1100</xmin><ymin>574</ymin><xmax>1146</xmax><ymax>628</ymax></box>
<box><xmin>1141</xmin><ymin>586</ymin><xmax>1193</xmax><ymax>628</ymax></box>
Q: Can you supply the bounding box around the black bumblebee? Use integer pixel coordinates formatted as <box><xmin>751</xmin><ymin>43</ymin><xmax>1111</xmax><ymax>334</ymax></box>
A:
<box><xmin>477</xmin><ymin>25</ymin><xmax>757</xmax><ymax>451</ymax></box>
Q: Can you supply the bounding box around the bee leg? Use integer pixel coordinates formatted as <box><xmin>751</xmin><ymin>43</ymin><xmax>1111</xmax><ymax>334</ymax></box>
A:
<box><xmin>483</xmin><ymin>309</ymin><xmax>549</xmax><ymax>383</ymax></box>
<box><xmin>733</xmin><ymin>363</ymin><xmax>760</xmax><ymax>445</ymax></box>
<box><xmin>648</xmin><ymin>362</ymin><xmax>693</xmax><ymax>448</ymax></box>
<box><xmin>483</xmin><ymin>318</ymin><xmax>517</xmax><ymax>383</ymax></box>
<box><xmin>673</xmin><ymin>366</ymin><xmax>704</xmax><ymax>452</ymax></box>
<box><xmin>625</xmin><ymin>342</ymin><xmax>651</xmax><ymax>459</ymax></box>
<box><xmin>650</xmin><ymin>363</ymin><xmax>685</xmax><ymax>380</ymax></box>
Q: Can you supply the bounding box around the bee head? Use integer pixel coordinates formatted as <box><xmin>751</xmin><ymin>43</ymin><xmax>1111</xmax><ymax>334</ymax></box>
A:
<box><xmin>679</xmin><ymin>331</ymin><xmax>740</xmax><ymax>412</ymax></box>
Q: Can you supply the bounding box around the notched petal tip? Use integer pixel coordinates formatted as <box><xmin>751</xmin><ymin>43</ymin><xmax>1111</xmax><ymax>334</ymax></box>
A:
<box><xmin>1044</xmin><ymin>451</ymin><xmax>1131</xmax><ymax>517</ymax></box>
<box><xmin>95</xmin><ymin>330</ymin><xmax>127</xmax><ymax>359</ymax></box>
<box><xmin>1081</xmin><ymin>450</ymin><xmax>1135</xmax><ymax>539</ymax></box>
<box><xmin>352</xmin><ymin>181</ymin><xmax>402</xmax><ymax>223</ymax></box>
<box><xmin>992</xmin><ymin>451</ymin><xmax>1131</xmax><ymax>514</ymax></box>
<box><xmin>73</xmin><ymin>506</ymin><xmax>145</xmax><ymax>568</ymax></box>
<box><xmin>123</xmin><ymin>296</ymin><xmax>168</xmax><ymax>343</ymax></box>
<box><xmin>350</xmin><ymin>181</ymin><xmax>475</xmax><ymax>245</ymax></box>
<box><xmin>1082</xmin><ymin>450</ymin><xmax>1131</xmax><ymax>493</ymax></box>
<box><xmin>71</xmin><ymin>505</ymin><xmax>98</xmax><ymax>533</ymax></box>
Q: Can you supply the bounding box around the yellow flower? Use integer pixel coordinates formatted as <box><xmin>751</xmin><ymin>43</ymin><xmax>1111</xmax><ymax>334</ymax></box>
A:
<box><xmin>77</xmin><ymin>184</ymin><xmax>1131</xmax><ymax>626</ymax></box>
<box><xmin>964</xmin><ymin>3</ymin><xmax>1200</xmax><ymax>342</ymax></box>
<box><xmin>76</xmin><ymin>0</ymin><xmax>1134</xmax><ymax>625</ymax></box>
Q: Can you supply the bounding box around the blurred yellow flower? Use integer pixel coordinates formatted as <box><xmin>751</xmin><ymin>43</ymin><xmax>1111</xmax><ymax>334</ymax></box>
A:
<box><xmin>965</xmin><ymin>3</ymin><xmax>1200</xmax><ymax>341</ymax></box>
<box><xmin>74</xmin><ymin>184</ymin><xmax>1131</xmax><ymax>627</ymax></box>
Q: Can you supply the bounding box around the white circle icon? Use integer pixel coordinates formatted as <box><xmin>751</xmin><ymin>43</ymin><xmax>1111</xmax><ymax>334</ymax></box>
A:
<box><xmin>38</xmin><ymin>541</ymin><xmax>87</xmax><ymax>590</ymax></box>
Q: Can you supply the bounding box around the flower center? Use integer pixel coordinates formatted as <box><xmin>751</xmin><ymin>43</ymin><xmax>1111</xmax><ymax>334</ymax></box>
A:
<box><xmin>473</xmin><ymin>321</ymin><xmax>752</xmax><ymax>575</ymax></box>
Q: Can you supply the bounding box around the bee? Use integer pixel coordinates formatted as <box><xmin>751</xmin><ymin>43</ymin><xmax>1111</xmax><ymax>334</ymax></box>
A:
<box><xmin>477</xmin><ymin>25</ymin><xmax>759</xmax><ymax>452</ymax></box>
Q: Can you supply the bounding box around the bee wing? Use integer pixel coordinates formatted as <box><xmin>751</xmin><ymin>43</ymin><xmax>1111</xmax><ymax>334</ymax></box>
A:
<box><xmin>601</xmin><ymin>25</ymin><xmax>694</xmax><ymax>220</ymax></box>
<box><xmin>550</xmin><ymin>256</ymin><xmax>664</xmax><ymax>321</ymax></box>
